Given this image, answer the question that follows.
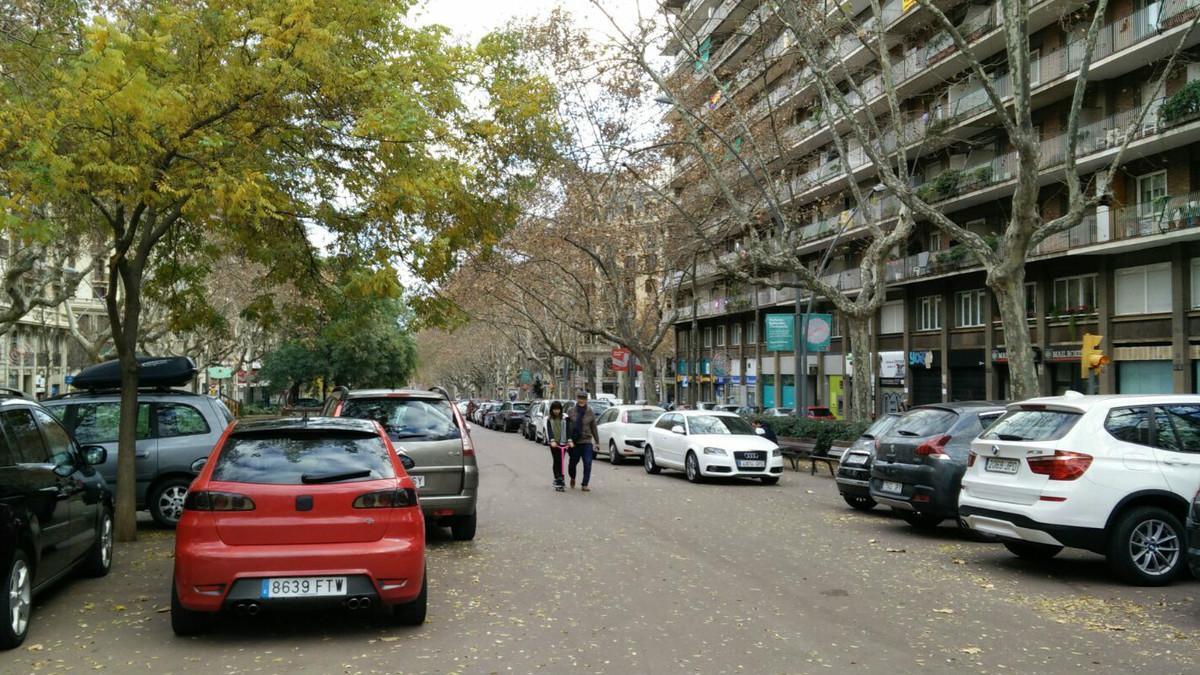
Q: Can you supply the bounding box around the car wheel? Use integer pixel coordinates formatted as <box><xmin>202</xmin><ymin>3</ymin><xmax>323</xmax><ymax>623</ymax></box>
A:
<box><xmin>643</xmin><ymin>447</ymin><xmax>661</xmax><ymax>475</ymax></box>
<box><xmin>1107</xmin><ymin>506</ymin><xmax>1185</xmax><ymax>586</ymax></box>
<box><xmin>842</xmin><ymin>494</ymin><xmax>876</xmax><ymax>511</ymax></box>
<box><xmin>450</xmin><ymin>512</ymin><xmax>477</xmax><ymax>541</ymax></box>
<box><xmin>170</xmin><ymin>579</ymin><xmax>211</xmax><ymax>636</ymax></box>
<box><xmin>149</xmin><ymin>477</ymin><xmax>192</xmax><ymax>528</ymax></box>
<box><xmin>609</xmin><ymin>441</ymin><xmax>623</xmax><ymax>465</ymax></box>
<box><xmin>685</xmin><ymin>452</ymin><xmax>702</xmax><ymax>483</ymax></box>
<box><xmin>392</xmin><ymin>568</ymin><xmax>427</xmax><ymax>626</ymax></box>
<box><xmin>80</xmin><ymin>507</ymin><xmax>114</xmax><ymax>578</ymax></box>
<box><xmin>899</xmin><ymin>511</ymin><xmax>944</xmax><ymax>530</ymax></box>
<box><xmin>1003</xmin><ymin>540</ymin><xmax>1063</xmax><ymax>561</ymax></box>
<box><xmin>760</xmin><ymin>476</ymin><xmax>780</xmax><ymax>486</ymax></box>
<box><xmin>1</xmin><ymin>549</ymin><xmax>32</xmax><ymax>649</ymax></box>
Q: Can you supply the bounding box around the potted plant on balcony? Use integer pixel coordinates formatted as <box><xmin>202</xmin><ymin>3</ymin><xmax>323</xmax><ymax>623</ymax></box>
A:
<box><xmin>1161</xmin><ymin>81</ymin><xmax>1200</xmax><ymax>126</ymax></box>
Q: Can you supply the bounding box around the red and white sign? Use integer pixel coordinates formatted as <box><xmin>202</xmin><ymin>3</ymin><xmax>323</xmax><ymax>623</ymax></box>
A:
<box><xmin>611</xmin><ymin>348</ymin><xmax>631</xmax><ymax>372</ymax></box>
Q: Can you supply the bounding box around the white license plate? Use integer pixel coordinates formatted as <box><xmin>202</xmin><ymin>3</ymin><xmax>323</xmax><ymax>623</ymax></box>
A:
<box><xmin>260</xmin><ymin>576</ymin><xmax>347</xmax><ymax>599</ymax></box>
<box><xmin>985</xmin><ymin>457</ymin><xmax>1020</xmax><ymax>474</ymax></box>
<box><xmin>411</xmin><ymin>475</ymin><xmax>425</xmax><ymax>489</ymax></box>
<box><xmin>738</xmin><ymin>460</ymin><xmax>766</xmax><ymax>468</ymax></box>
<box><xmin>881</xmin><ymin>480</ymin><xmax>903</xmax><ymax>494</ymax></box>
<box><xmin>845</xmin><ymin>454</ymin><xmax>869</xmax><ymax>465</ymax></box>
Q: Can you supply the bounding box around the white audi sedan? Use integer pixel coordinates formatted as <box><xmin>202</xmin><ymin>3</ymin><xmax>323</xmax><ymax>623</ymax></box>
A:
<box><xmin>643</xmin><ymin>410</ymin><xmax>783</xmax><ymax>484</ymax></box>
<box><xmin>596</xmin><ymin>405</ymin><xmax>666</xmax><ymax>464</ymax></box>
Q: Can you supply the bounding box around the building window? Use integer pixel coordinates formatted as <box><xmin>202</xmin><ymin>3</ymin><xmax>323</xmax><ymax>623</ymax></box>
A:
<box><xmin>678</xmin><ymin>330</ymin><xmax>689</xmax><ymax>351</ymax></box>
<box><xmin>716</xmin><ymin>325</ymin><xmax>726</xmax><ymax>347</ymax></box>
<box><xmin>1024</xmin><ymin>282</ymin><xmax>1037</xmax><ymax>317</ymax></box>
<box><xmin>1051</xmin><ymin>274</ymin><xmax>1096</xmax><ymax>315</ymax></box>
<box><xmin>1115</xmin><ymin>262</ymin><xmax>1172</xmax><ymax>315</ymax></box>
<box><xmin>955</xmin><ymin>289</ymin><xmax>986</xmax><ymax>327</ymax></box>
<box><xmin>745</xmin><ymin>321</ymin><xmax>756</xmax><ymax>345</ymax></box>
<box><xmin>880</xmin><ymin>300</ymin><xmax>905</xmax><ymax>334</ymax></box>
<box><xmin>731</xmin><ymin>323</ymin><xmax>742</xmax><ymax>345</ymax></box>
<box><xmin>917</xmin><ymin>295</ymin><xmax>942</xmax><ymax>331</ymax></box>
<box><xmin>703</xmin><ymin>327</ymin><xmax>713</xmax><ymax>348</ymax></box>
<box><xmin>929</xmin><ymin>231</ymin><xmax>943</xmax><ymax>251</ymax></box>
<box><xmin>1136</xmin><ymin>171</ymin><xmax>1167</xmax><ymax>224</ymax></box>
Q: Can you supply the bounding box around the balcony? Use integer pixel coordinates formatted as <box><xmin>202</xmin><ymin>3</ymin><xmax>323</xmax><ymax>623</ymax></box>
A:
<box><xmin>1034</xmin><ymin>188</ymin><xmax>1200</xmax><ymax>256</ymax></box>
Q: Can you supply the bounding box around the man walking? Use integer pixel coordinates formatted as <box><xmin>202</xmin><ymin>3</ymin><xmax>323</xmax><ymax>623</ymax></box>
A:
<box><xmin>566</xmin><ymin>390</ymin><xmax>600</xmax><ymax>492</ymax></box>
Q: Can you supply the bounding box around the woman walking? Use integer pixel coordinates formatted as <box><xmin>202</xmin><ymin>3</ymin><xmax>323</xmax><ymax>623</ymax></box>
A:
<box><xmin>546</xmin><ymin>401</ymin><xmax>568</xmax><ymax>492</ymax></box>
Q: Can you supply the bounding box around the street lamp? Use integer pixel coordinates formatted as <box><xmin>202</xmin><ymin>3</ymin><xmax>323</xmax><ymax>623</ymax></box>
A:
<box><xmin>794</xmin><ymin>184</ymin><xmax>886</xmax><ymax>418</ymax></box>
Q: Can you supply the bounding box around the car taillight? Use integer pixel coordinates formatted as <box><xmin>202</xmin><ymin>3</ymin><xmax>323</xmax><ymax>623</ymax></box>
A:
<box><xmin>915</xmin><ymin>434</ymin><xmax>952</xmax><ymax>459</ymax></box>
<box><xmin>461</xmin><ymin>428</ymin><xmax>475</xmax><ymax>457</ymax></box>
<box><xmin>967</xmin><ymin>451</ymin><xmax>976</xmax><ymax>467</ymax></box>
<box><xmin>1026</xmin><ymin>451</ymin><xmax>1092</xmax><ymax>480</ymax></box>
<box><xmin>184</xmin><ymin>491</ymin><xmax>255</xmax><ymax>511</ymax></box>
<box><xmin>353</xmin><ymin>488</ymin><xmax>418</xmax><ymax>508</ymax></box>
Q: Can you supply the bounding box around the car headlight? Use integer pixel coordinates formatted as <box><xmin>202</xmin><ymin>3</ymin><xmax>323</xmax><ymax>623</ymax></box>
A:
<box><xmin>703</xmin><ymin>446</ymin><xmax>727</xmax><ymax>456</ymax></box>
<box><xmin>771</xmin><ymin>449</ymin><xmax>781</xmax><ymax>457</ymax></box>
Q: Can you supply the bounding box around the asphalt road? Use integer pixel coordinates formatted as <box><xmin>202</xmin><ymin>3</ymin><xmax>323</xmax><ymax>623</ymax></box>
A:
<box><xmin>11</xmin><ymin>427</ymin><xmax>1200</xmax><ymax>674</ymax></box>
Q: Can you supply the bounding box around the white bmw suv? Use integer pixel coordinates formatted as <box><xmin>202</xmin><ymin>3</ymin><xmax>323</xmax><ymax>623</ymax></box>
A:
<box><xmin>959</xmin><ymin>393</ymin><xmax>1200</xmax><ymax>585</ymax></box>
<box><xmin>643</xmin><ymin>410</ymin><xmax>783</xmax><ymax>484</ymax></box>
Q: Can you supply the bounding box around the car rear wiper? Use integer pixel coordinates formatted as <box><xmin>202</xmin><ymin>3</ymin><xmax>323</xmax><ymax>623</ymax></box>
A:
<box><xmin>994</xmin><ymin>433</ymin><xmax>1025</xmax><ymax>441</ymax></box>
<box><xmin>895</xmin><ymin>429</ymin><xmax>920</xmax><ymax>437</ymax></box>
<box><xmin>301</xmin><ymin>469</ymin><xmax>372</xmax><ymax>484</ymax></box>
<box><xmin>391</xmin><ymin>433</ymin><xmax>431</xmax><ymax>440</ymax></box>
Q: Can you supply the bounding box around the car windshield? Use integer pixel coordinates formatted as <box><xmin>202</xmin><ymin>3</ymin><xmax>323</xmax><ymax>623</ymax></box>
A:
<box><xmin>980</xmin><ymin>409</ymin><xmax>1082</xmax><ymax>441</ymax></box>
<box><xmin>512</xmin><ymin>402</ymin><xmax>530</xmax><ymax>411</ymax></box>
<box><xmin>687</xmin><ymin>415</ymin><xmax>756</xmax><ymax>435</ymax></box>
<box><xmin>627</xmin><ymin>409</ymin><xmax>663</xmax><ymax>424</ymax></box>
<box><xmin>892</xmin><ymin>408</ymin><xmax>958</xmax><ymax>437</ymax></box>
<box><xmin>340</xmin><ymin>398</ymin><xmax>461</xmax><ymax>442</ymax></box>
<box><xmin>212</xmin><ymin>433</ymin><xmax>395</xmax><ymax>485</ymax></box>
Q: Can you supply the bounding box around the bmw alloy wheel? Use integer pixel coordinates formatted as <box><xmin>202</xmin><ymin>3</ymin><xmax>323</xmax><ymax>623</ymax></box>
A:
<box><xmin>1129</xmin><ymin>518</ymin><xmax>1180</xmax><ymax>577</ymax></box>
<box><xmin>8</xmin><ymin>558</ymin><xmax>30</xmax><ymax>639</ymax></box>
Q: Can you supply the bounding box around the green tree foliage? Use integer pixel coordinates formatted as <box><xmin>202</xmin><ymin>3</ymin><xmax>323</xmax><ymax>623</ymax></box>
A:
<box><xmin>0</xmin><ymin>0</ymin><xmax>559</xmax><ymax>540</ymax></box>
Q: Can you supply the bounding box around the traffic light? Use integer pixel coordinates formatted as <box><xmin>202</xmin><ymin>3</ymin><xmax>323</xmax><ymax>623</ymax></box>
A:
<box><xmin>1081</xmin><ymin>333</ymin><xmax>1110</xmax><ymax>377</ymax></box>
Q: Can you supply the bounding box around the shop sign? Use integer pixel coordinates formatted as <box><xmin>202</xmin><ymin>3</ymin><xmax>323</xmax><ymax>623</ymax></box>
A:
<box><xmin>991</xmin><ymin>346</ymin><xmax>1046</xmax><ymax>363</ymax></box>
<box><xmin>879</xmin><ymin>351</ymin><xmax>906</xmax><ymax>381</ymax></box>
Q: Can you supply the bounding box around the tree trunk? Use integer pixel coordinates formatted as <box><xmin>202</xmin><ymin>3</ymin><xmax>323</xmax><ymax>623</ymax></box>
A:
<box><xmin>846</xmin><ymin>314</ymin><xmax>874</xmax><ymax>423</ymax></box>
<box><xmin>636</xmin><ymin>351</ymin><xmax>659</xmax><ymax>404</ymax></box>
<box><xmin>109</xmin><ymin>267</ymin><xmax>142</xmax><ymax>543</ymax></box>
<box><xmin>991</xmin><ymin>275</ymin><xmax>1040</xmax><ymax>400</ymax></box>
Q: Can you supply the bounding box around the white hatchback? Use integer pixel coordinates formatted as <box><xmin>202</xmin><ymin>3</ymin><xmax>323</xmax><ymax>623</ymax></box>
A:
<box><xmin>959</xmin><ymin>393</ymin><xmax>1200</xmax><ymax>585</ymax></box>
<box><xmin>643</xmin><ymin>411</ymin><xmax>783</xmax><ymax>484</ymax></box>
<box><xmin>596</xmin><ymin>405</ymin><xmax>665</xmax><ymax>464</ymax></box>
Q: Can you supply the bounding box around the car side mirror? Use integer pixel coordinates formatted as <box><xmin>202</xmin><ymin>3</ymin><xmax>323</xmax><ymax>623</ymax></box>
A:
<box><xmin>398</xmin><ymin>452</ymin><xmax>416</xmax><ymax>471</ymax></box>
<box><xmin>670</xmin><ymin>425</ymin><xmax>686</xmax><ymax>435</ymax></box>
<box><xmin>83</xmin><ymin>445</ymin><xmax>107</xmax><ymax>466</ymax></box>
<box><xmin>755</xmin><ymin>427</ymin><xmax>766</xmax><ymax>436</ymax></box>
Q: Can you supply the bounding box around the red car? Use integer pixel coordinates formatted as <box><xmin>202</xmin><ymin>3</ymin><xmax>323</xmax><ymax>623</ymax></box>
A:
<box><xmin>171</xmin><ymin>417</ymin><xmax>426</xmax><ymax>635</ymax></box>
<box><xmin>801</xmin><ymin>406</ymin><xmax>837</xmax><ymax>421</ymax></box>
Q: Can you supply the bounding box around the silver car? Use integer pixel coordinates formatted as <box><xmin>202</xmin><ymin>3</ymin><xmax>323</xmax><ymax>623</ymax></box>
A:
<box><xmin>43</xmin><ymin>390</ymin><xmax>234</xmax><ymax>527</ymax></box>
<box><xmin>325</xmin><ymin>388</ymin><xmax>479</xmax><ymax>541</ymax></box>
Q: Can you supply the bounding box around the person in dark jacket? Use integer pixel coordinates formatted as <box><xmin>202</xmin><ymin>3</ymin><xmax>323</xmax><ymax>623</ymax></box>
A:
<box><xmin>753</xmin><ymin>420</ymin><xmax>778</xmax><ymax>443</ymax></box>
<box><xmin>566</xmin><ymin>390</ymin><xmax>600</xmax><ymax>491</ymax></box>
<box><xmin>546</xmin><ymin>400</ymin><xmax>568</xmax><ymax>492</ymax></box>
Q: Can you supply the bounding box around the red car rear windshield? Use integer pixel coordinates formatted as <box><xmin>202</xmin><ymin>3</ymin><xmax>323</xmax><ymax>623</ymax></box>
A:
<box><xmin>212</xmin><ymin>433</ymin><xmax>395</xmax><ymax>485</ymax></box>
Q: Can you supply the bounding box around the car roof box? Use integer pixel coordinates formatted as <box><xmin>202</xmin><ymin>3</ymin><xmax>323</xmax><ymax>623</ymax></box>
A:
<box><xmin>71</xmin><ymin>356</ymin><xmax>197</xmax><ymax>390</ymax></box>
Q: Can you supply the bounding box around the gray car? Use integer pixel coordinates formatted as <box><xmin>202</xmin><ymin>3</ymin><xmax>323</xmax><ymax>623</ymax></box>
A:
<box><xmin>43</xmin><ymin>390</ymin><xmax>234</xmax><ymax>527</ymax></box>
<box><xmin>324</xmin><ymin>388</ymin><xmax>479</xmax><ymax>541</ymax></box>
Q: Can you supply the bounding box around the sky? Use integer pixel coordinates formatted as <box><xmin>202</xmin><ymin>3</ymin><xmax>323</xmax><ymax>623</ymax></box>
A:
<box><xmin>415</xmin><ymin>0</ymin><xmax>657</xmax><ymax>43</ymax></box>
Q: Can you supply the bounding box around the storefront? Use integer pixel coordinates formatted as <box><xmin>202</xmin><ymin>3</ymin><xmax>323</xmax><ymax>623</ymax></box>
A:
<box><xmin>878</xmin><ymin>351</ymin><xmax>907</xmax><ymax>413</ymax></box>
<box><xmin>949</xmin><ymin>349</ymin><xmax>986</xmax><ymax>402</ymax></box>
<box><xmin>909</xmin><ymin>350</ymin><xmax>941</xmax><ymax>405</ymax></box>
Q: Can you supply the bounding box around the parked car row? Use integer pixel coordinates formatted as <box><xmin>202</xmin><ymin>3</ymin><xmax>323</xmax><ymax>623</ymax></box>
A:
<box><xmin>835</xmin><ymin>393</ymin><xmax>1200</xmax><ymax>586</ymax></box>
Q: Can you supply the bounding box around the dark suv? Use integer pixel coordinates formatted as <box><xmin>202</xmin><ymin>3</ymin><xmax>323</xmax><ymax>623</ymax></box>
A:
<box><xmin>490</xmin><ymin>401</ymin><xmax>530</xmax><ymax>432</ymax></box>
<box><xmin>324</xmin><ymin>388</ymin><xmax>479</xmax><ymax>540</ymax></box>
<box><xmin>1</xmin><ymin>391</ymin><xmax>112</xmax><ymax>649</ymax></box>
<box><xmin>869</xmin><ymin>402</ymin><xmax>1006</xmax><ymax>529</ymax></box>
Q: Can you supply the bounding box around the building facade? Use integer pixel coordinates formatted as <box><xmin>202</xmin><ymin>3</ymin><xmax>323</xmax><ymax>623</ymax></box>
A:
<box><xmin>664</xmin><ymin>0</ymin><xmax>1200</xmax><ymax>415</ymax></box>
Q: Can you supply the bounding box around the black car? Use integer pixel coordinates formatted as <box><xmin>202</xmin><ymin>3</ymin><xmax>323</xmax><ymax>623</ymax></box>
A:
<box><xmin>869</xmin><ymin>402</ymin><xmax>1006</xmax><ymax>529</ymax></box>
<box><xmin>1188</xmin><ymin>487</ymin><xmax>1200</xmax><ymax>580</ymax></box>
<box><xmin>1</xmin><ymin>393</ymin><xmax>112</xmax><ymax>649</ymax></box>
<box><xmin>835</xmin><ymin>412</ymin><xmax>902</xmax><ymax>511</ymax></box>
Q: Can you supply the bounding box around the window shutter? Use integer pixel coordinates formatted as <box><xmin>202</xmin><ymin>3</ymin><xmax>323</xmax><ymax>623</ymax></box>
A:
<box><xmin>1114</xmin><ymin>267</ymin><xmax>1146</xmax><ymax>315</ymax></box>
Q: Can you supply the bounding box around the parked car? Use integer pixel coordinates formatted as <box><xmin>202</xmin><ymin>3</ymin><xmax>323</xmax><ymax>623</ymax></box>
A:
<box><xmin>520</xmin><ymin>400</ymin><xmax>542</xmax><ymax>439</ymax></box>
<box><xmin>835</xmin><ymin>413</ymin><xmax>902</xmax><ymax>511</ymax></box>
<box><xmin>323</xmin><ymin>388</ymin><xmax>478</xmax><ymax>540</ymax></box>
<box><xmin>171</xmin><ymin>417</ymin><xmax>426</xmax><ymax>635</ymax></box>
<box><xmin>587</xmin><ymin>399</ymin><xmax>613</xmax><ymax>416</ymax></box>
<box><xmin>694</xmin><ymin>401</ymin><xmax>719</xmax><ymax>411</ymax></box>
<box><xmin>490</xmin><ymin>401</ymin><xmax>530</xmax><ymax>432</ymax></box>
<box><xmin>762</xmin><ymin>407</ymin><xmax>794</xmax><ymax>417</ymax></box>
<box><xmin>800</xmin><ymin>406</ymin><xmax>837</xmax><ymax>420</ymax></box>
<box><xmin>1</xmin><ymin>392</ymin><xmax>113</xmax><ymax>649</ymax></box>
<box><xmin>596</xmin><ymin>405</ymin><xmax>666</xmax><ymax>464</ymax></box>
<box><xmin>479</xmin><ymin>402</ymin><xmax>501</xmax><ymax>428</ymax></box>
<box><xmin>643</xmin><ymin>410</ymin><xmax>783</xmax><ymax>484</ymax></box>
<box><xmin>869</xmin><ymin>402</ymin><xmax>1007</xmax><ymax>529</ymax></box>
<box><xmin>1188</xmin><ymin>486</ymin><xmax>1200</xmax><ymax>581</ymax></box>
<box><xmin>44</xmin><ymin>357</ymin><xmax>234</xmax><ymax>528</ymax></box>
<box><xmin>960</xmin><ymin>394</ymin><xmax>1200</xmax><ymax>585</ymax></box>
<box><xmin>529</xmin><ymin>400</ymin><xmax>569</xmax><ymax>444</ymax></box>
<box><xmin>471</xmin><ymin>401</ymin><xmax>496</xmax><ymax>425</ymax></box>
<box><xmin>735</xmin><ymin>406</ymin><xmax>761</xmax><ymax>417</ymax></box>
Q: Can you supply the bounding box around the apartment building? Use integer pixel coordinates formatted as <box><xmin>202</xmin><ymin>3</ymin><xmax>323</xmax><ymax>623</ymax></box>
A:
<box><xmin>664</xmin><ymin>0</ymin><xmax>1200</xmax><ymax>414</ymax></box>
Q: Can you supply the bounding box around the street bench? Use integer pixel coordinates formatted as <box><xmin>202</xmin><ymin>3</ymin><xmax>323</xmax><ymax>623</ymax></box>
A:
<box><xmin>777</xmin><ymin>436</ymin><xmax>838</xmax><ymax>477</ymax></box>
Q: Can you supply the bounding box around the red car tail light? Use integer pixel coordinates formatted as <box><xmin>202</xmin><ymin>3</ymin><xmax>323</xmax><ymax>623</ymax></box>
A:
<box><xmin>461</xmin><ymin>429</ymin><xmax>475</xmax><ymax>457</ymax></box>
<box><xmin>915</xmin><ymin>434</ymin><xmax>952</xmax><ymax>460</ymax></box>
<box><xmin>184</xmin><ymin>491</ymin><xmax>255</xmax><ymax>511</ymax></box>
<box><xmin>967</xmin><ymin>451</ymin><xmax>977</xmax><ymax>467</ymax></box>
<box><xmin>353</xmin><ymin>488</ymin><xmax>418</xmax><ymax>509</ymax></box>
<box><xmin>1026</xmin><ymin>451</ymin><xmax>1092</xmax><ymax>480</ymax></box>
